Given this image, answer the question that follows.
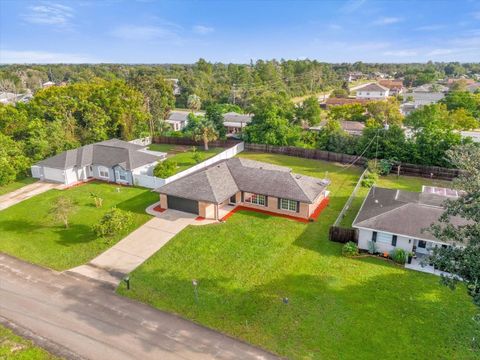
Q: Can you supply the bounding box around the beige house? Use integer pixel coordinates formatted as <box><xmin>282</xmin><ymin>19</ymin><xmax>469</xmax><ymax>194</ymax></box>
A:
<box><xmin>155</xmin><ymin>158</ymin><xmax>330</xmax><ymax>220</ymax></box>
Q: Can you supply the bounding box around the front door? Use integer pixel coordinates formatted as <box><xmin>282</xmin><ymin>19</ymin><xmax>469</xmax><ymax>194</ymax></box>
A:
<box><xmin>229</xmin><ymin>195</ymin><xmax>236</xmax><ymax>205</ymax></box>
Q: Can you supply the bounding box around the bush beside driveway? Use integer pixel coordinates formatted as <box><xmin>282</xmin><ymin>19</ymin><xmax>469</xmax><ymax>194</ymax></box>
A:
<box><xmin>118</xmin><ymin>153</ymin><xmax>477</xmax><ymax>359</ymax></box>
<box><xmin>0</xmin><ymin>182</ymin><xmax>157</xmax><ymax>271</ymax></box>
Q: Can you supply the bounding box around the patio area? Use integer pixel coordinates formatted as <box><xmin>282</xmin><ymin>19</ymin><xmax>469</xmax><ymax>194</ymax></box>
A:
<box><xmin>405</xmin><ymin>253</ymin><xmax>452</xmax><ymax>277</ymax></box>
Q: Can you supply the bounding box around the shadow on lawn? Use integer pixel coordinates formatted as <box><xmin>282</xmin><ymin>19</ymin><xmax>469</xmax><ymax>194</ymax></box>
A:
<box><xmin>116</xmin><ymin>191</ymin><xmax>157</xmax><ymax>215</ymax></box>
<box><xmin>0</xmin><ymin>219</ymin><xmax>40</xmax><ymax>233</ymax></box>
<box><xmin>53</xmin><ymin>223</ymin><xmax>96</xmax><ymax>246</ymax></box>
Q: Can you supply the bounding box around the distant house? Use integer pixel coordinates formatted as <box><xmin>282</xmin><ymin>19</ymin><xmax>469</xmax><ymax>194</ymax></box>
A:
<box><xmin>309</xmin><ymin>120</ymin><xmax>365</xmax><ymax>136</ymax></box>
<box><xmin>31</xmin><ymin>139</ymin><xmax>165</xmax><ymax>186</ymax></box>
<box><xmin>412</xmin><ymin>83</ymin><xmax>449</xmax><ymax>93</ymax></box>
<box><xmin>164</xmin><ymin>110</ymin><xmax>203</xmax><ymax>131</ymax></box>
<box><xmin>401</xmin><ymin>92</ymin><xmax>445</xmax><ymax>115</ymax></box>
<box><xmin>321</xmin><ymin>97</ymin><xmax>371</xmax><ymax>109</ymax></box>
<box><xmin>460</xmin><ymin>131</ymin><xmax>480</xmax><ymax>143</ymax></box>
<box><xmin>155</xmin><ymin>158</ymin><xmax>330</xmax><ymax>220</ymax></box>
<box><xmin>0</xmin><ymin>90</ymin><xmax>33</xmax><ymax>105</ymax></box>
<box><xmin>353</xmin><ymin>186</ymin><xmax>467</xmax><ymax>274</ymax></box>
<box><xmin>166</xmin><ymin>78</ymin><xmax>181</xmax><ymax>95</ymax></box>
<box><xmin>378</xmin><ymin>79</ymin><xmax>404</xmax><ymax>96</ymax></box>
<box><xmin>223</xmin><ymin>112</ymin><xmax>253</xmax><ymax>135</ymax></box>
<box><xmin>445</xmin><ymin>78</ymin><xmax>476</xmax><ymax>86</ymax></box>
<box><xmin>345</xmin><ymin>71</ymin><xmax>365</xmax><ymax>82</ymax></box>
<box><xmin>354</xmin><ymin>83</ymin><xmax>389</xmax><ymax>100</ymax></box>
<box><xmin>467</xmin><ymin>83</ymin><xmax>480</xmax><ymax>93</ymax></box>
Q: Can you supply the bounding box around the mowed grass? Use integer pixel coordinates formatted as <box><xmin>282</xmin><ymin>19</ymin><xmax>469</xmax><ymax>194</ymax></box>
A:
<box><xmin>0</xmin><ymin>324</ymin><xmax>59</xmax><ymax>359</ymax></box>
<box><xmin>148</xmin><ymin>143</ymin><xmax>224</xmax><ymax>174</ymax></box>
<box><xmin>118</xmin><ymin>152</ymin><xmax>479</xmax><ymax>359</ymax></box>
<box><xmin>339</xmin><ymin>174</ymin><xmax>452</xmax><ymax>227</ymax></box>
<box><xmin>0</xmin><ymin>182</ymin><xmax>157</xmax><ymax>270</ymax></box>
<box><xmin>0</xmin><ymin>177</ymin><xmax>37</xmax><ymax>196</ymax></box>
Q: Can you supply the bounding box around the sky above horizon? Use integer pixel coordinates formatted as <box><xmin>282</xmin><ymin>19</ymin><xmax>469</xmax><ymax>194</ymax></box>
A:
<box><xmin>1</xmin><ymin>0</ymin><xmax>480</xmax><ymax>64</ymax></box>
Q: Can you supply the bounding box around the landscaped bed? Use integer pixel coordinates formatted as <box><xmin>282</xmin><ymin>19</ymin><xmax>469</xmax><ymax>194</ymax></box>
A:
<box><xmin>148</xmin><ymin>143</ymin><xmax>224</xmax><ymax>174</ymax></box>
<box><xmin>118</xmin><ymin>152</ymin><xmax>478</xmax><ymax>359</ymax></box>
<box><xmin>0</xmin><ymin>182</ymin><xmax>157</xmax><ymax>270</ymax></box>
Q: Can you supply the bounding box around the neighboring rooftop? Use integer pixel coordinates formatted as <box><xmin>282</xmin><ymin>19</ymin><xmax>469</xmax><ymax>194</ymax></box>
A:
<box><xmin>355</xmin><ymin>83</ymin><xmax>389</xmax><ymax>92</ymax></box>
<box><xmin>36</xmin><ymin>139</ymin><xmax>163</xmax><ymax>170</ymax></box>
<box><xmin>310</xmin><ymin>120</ymin><xmax>365</xmax><ymax>134</ymax></box>
<box><xmin>353</xmin><ymin>187</ymin><xmax>467</xmax><ymax>244</ymax></box>
<box><xmin>412</xmin><ymin>84</ymin><xmax>449</xmax><ymax>93</ymax></box>
<box><xmin>155</xmin><ymin>157</ymin><xmax>330</xmax><ymax>204</ymax></box>
<box><xmin>222</xmin><ymin>112</ymin><xmax>253</xmax><ymax>123</ymax></box>
<box><xmin>166</xmin><ymin>110</ymin><xmax>203</xmax><ymax>122</ymax></box>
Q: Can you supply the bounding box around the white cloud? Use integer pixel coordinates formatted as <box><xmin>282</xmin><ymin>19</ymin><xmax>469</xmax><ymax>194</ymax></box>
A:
<box><xmin>0</xmin><ymin>49</ymin><xmax>98</xmax><ymax>64</ymax></box>
<box><xmin>22</xmin><ymin>2</ymin><xmax>74</xmax><ymax>26</ymax></box>
<box><xmin>110</xmin><ymin>25</ymin><xmax>179</xmax><ymax>41</ymax></box>
<box><xmin>372</xmin><ymin>17</ymin><xmax>403</xmax><ymax>26</ymax></box>
<box><xmin>383</xmin><ymin>49</ymin><xmax>417</xmax><ymax>57</ymax></box>
<box><xmin>414</xmin><ymin>25</ymin><xmax>445</xmax><ymax>31</ymax></box>
<box><xmin>340</xmin><ymin>0</ymin><xmax>366</xmax><ymax>13</ymax></box>
<box><xmin>193</xmin><ymin>25</ymin><xmax>214</xmax><ymax>35</ymax></box>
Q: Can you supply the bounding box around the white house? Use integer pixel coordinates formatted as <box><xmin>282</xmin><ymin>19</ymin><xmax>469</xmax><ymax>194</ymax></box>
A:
<box><xmin>355</xmin><ymin>83</ymin><xmax>389</xmax><ymax>100</ymax></box>
<box><xmin>164</xmin><ymin>110</ymin><xmax>203</xmax><ymax>131</ymax></box>
<box><xmin>352</xmin><ymin>186</ymin><xmax>466</xmax><ymax>274</ymax></box>
<box><xmin>223</xmin><ymin>112</ymin><xmax>253</xmax><ymax>135</ymax></box>
<box><xmin>31</xmin><ymin>139</ymin><xmax>166</xmax><ymax>186</ymax></box>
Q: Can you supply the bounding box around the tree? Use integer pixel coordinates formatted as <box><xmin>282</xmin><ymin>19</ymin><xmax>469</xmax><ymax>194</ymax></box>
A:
<box><xmin>93</xmin><ymin>208</ymin><xmax>133</xmax><ymax>239</ymax></box>
<box><xmin>50</xmin><ymin>196</ymin><xmax>76</xmax><ymax>229</ymax></box>
<box><xmin>442</xmin><ymin>91</ymin><xmax>480</xmax><ymax>118</ymax></box>
<box><xmin>427</xmin><ymin>144</ymin><xmax>480</xmax><ymax>305</ymax></box>
<box><xmin>365</xmin><ymin>98</ymin><xmax>403</xmax><ymax>126</ymax></box>
<box><xmin>450</xmin><ymin>108</ymin><xmax>479</xmax><ymax>130</ymax></box>
<box><xmin>192</xmin><ymin>118</ymin><xmax>218</xmax><ymax>150</ymax></box>
<box><xmin>329</xmin><ymin>103</ymin><xmax>367</xmax><ymax>122</ymax></box>
<box><xmin>296</xmin><ymin>96</ymin><xmax>321</xmax><ymax>126</ymax></box>
<box><xmin>205</xmin><ymin>104</ymin><xmax>227</xmax><ymax>138</ymax></box>
<box><xmin>331</xmin><ymin>88</ymin><xmax>349</xmax><ymax>98</ymax></box>
<box><xmin>187</xmin><ymin>94</ymin><xmax>202</xmax><ymax>111</ymax></box>
<box><xmin>154</xmin><ymin>159</ymin><xmax>178</xmax><ymax>178</ymax></box>
<box><xmin>0</xmin><ymin>134</ymin><xmax>30</xmax><ymax>186</ymax></box>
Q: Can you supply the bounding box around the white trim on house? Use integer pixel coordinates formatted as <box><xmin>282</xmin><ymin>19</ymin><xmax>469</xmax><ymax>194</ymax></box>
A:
<box><xmin>98</xmin><ymin>166</ymin><xmax>110</xmax><ymax>179</ymax></box>
<box><xmin>353</xmin><ymin>225</ymin><xmax>452</xmax><ymax>247</ymax></box>
<box><xmin>280</xmin><ymin>198</ymin><xmax>298</xmax><ymax>212</ymax></box>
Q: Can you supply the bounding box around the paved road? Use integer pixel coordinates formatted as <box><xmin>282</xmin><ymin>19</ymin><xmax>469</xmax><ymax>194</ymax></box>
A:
<box><xmin>70</xmin><ymin>209</ymin><xmax>198</xmax><ymax>285</ymax></box>
<box><xmin>0</xmin><ymin>181</ymin><xmax>60</xmax><ymax>211</ymax></box>
<box><xmin>0</xmin><ymin>253</ymin><xmax>278</xmax><ymax>360</ymax></box>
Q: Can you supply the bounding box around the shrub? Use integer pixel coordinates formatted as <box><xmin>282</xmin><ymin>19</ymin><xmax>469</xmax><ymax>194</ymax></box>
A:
<box><xmin>368</xmin><ymin>240</ymin><xmax>377</xmax><ymax>254</ymax></box>
<box><xmin>154</xmin><ymin>159</ymin><xmax>177</xmax><ymax>178</ymax></box>
<box><xmin>191</xmin><ymin>146</ymin><xmax>203</xmax><ymax>163</ymax></box>
<box><xmin>378</xmin><ymin>159</ymin><xmax>394</xmax><ymax>175</ymax></box>
<box><xmin>391</xmin><ymin>248</ymin><xmax>407</xmax><ymax>264</ymax></box>
<box><xmin>93</xmin><ymin>207</ymin><xmax>133</xmax><ymax>238</ymax></box>
<box><xmin>342</xmin><ymin>241</ymin><xmax>359</xmax><ymax>257</ymax></box>
<box><xmin>361</xmin><ymin>171</ymin><xmax>378</xmax><ymax>188</ymax></box>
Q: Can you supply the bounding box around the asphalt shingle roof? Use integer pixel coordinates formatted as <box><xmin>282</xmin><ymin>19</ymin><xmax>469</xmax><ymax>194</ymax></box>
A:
<box><xmin>353</xmin><ymin>187</ymin><xmax>467</xmax><ymax>243</ymax></box>
<box><xmin>355</xmin><ymin>83</ymin><xmax>389</xmax><ymax>92</ymax></box>
<box><xmin>155</xmin><ymin>158</ymin><xmax>330</xmax><ymax>204</ymax></box>
<box><xmin>36</xmin><ymin>139</ymin><xmax>162</xmax><ymax>170</ymax></box>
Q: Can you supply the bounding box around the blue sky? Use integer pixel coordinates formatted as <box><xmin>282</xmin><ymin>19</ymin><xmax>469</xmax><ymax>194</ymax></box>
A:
<box><xmin>1</xmin><ymin>0</ymin><xmax>480</xmax><ymax>64</ymax></box>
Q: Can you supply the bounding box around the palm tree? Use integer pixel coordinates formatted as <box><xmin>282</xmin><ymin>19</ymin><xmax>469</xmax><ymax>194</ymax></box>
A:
<box><xmin>192</xmin><ymin>118</ymin><xmax>218</xmax><ymax>150</ymax></box>
<box><xmin>187</xmin><ymin>94</ymin><xmax>201</xmax><ymax>112</ymax></box>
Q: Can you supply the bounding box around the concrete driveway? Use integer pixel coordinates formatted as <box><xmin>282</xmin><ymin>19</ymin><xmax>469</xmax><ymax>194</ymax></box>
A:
<box><xmin>69</xmin><ymin>209</ymin><xmax>197</xmax><ymax>286</ymax></box>
<box><xmin>0</xmin><ymin>181</ymin><xmax>60</xmax><ymax>211</ymax></box>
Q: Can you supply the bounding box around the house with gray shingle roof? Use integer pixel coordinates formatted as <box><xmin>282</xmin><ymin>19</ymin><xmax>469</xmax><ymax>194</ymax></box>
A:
<box><xmin>353</xmin><ymin>186</ymin><xmax>468</xmax><ymax>272</ymax></box>
<box><xmin>31</xmin><ymin>139</ymin><xmax>166</xmax><ymax>186</ymax></box>
<box><xmin>354</xmin><ymin>83</ymin><xmax>389</xmax><ymax>100</ymax></box>
<box><xmin>155</xmin><ymin>158</ymin><xmax>330</xmax><ymax>220</ymax></box>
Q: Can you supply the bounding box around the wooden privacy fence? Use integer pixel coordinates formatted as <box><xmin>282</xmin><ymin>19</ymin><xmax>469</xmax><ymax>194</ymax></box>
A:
<box><xmin>245</xmin><ymin>143</ymin><xmax>368</xmax><ymax>166</ymax></box>
<box><xmin>152</xmin><ymin>136</ymin><xmax>241</xmax><ymax>148</ymax></box>
<box><xmin>245</xmin><ymin>143</ymin><xmax>462</xmax><ymax>181</ymax></box>
<box><xmin>329</xmin><ymin>226</ymin><xmax>358</xmax><ymax>244</ymax></box>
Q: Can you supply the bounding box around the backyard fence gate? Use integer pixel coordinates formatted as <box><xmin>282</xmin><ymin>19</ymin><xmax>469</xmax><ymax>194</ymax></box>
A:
<box><xmin>329</xmin><ymin>226</ymin><xmax>358</xmax><ymax>244</ymax></box>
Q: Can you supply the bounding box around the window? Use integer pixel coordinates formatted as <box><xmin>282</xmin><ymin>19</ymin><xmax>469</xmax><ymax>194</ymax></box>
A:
<box><xmin>280</xmin><ymin>198</ymin><xmax>298</xmax><ymax>212</ymax></box>
<box><xmin>418</xmin><ymin>240</ymin><xmax>427</xmax><ymax>248</ymax></box>
<box><xmin>391</xmin><ymin>235</ymin><xmax>397</xmax><ymax>246</ymax></box>
<box><xmin>377</xmin><ymin>232</ymin><xmax>392</xmax><ymax>244</ymax></box>
<box><xmin>372</xmin><ymin>231</ymin><xmax>377</xmax><ymax>242</ymax></box>
<box><xmin>98</xmin><ymin>166</ymin><xmax>109</xmax><ymax>179</ymax></box>
<box><xmin>244</xmin><ymin>193</ymin><xmax>266</xmax><ymax>206</ymax></box>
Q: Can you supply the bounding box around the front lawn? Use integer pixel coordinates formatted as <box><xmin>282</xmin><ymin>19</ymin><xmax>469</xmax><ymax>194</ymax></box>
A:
<box><xmin>0</xmin><ymin>182</ymin><xmax>157</xmax><ymax>270</ymax></box>
<box><xmin>148</xmin><ymin>143</ymin><xmax>224</xmax><ymax>174</ymax></box>
<box><xmin>0</xmin><ymin>324</ymin><xmax>58</xmax><ymax>359</ymax></box>
<box><xmin>0</xmin><ymin>177</ymin><xmax>37</xmax><ymax>196</ymax></box>
<box><xmin>118</xmin><ymin>153</ymin><xmax>479</xmax><ymax>359</ymax></box>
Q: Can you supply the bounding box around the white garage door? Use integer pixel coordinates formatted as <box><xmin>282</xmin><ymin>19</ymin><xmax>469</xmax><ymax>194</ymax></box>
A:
<box><xmin>43</xmin><ymin>167</ymin><xmax>66</xmax><ymax>183</ymax></box>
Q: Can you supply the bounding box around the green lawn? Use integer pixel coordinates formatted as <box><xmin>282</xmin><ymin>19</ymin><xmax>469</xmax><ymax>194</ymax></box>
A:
<box><xmin>0</xmin><ymin>182</ymin><xmax>157</xmax><ymax>270</ymax></box>
<box><xmin>339</xmin><ymin>174</ymin><xmax>452</xmax><ymax>227</ymax></box>
<box><xmin>0</xmin><ymin>324</ymin><xmax>58</xmax><ymax>359</ymax></box>
<box><xmin>148</xmin><ymin>144</ymin><xmax>224</xmax><ymax>174</ymax></box>
<box><xmin>117</xmin><ymin>152</ymin><xmax>479</xmax><ymax>359</ymax></box>
<box><xmin>0</xmin><ymin>177</ymin><xmax>37</xmax><ymax>196</ymax></box>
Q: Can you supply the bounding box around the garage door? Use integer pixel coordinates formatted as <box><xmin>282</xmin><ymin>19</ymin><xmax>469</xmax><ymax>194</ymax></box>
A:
<box><xmin>167</xmin><ymin>196</ymin><xmax>199</xmax><ymax>214</ymax></box>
